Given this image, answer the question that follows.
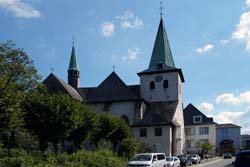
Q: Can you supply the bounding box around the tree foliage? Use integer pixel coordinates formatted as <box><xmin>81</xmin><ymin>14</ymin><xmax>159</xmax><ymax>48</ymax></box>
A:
<box><xmin>91</xmin><ymin>113</ymin><xmax>132</xmax><ymax>151</ymax></box>
<box><xmin>200</xmin><ymin>142</ymin><xmax>214</xmax><ymax>157</ymax></box>
<box><xmin>0</xmin><ymin>41</ymin><xmax>40</xmax><ymax>139</ymax></box>
<box><xmin>22</xmin><ymin>90</ymin><xmax>95</xmax><ymax>152</ymax></box>
<box><xmin>0</xmin><ymin>40</ymin><xmax>41</xmax><ymax>91</ymax></box>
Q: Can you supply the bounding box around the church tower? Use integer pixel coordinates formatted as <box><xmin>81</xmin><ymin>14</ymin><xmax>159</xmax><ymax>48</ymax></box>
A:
<box><xmin>138</xmin><ymin>18</ymin><xmax>184</xmax><ymax>102</ymax></box>
<box><xmin>68</xmin><ymin>44</ymin><xmax>80</xmax><ymax>89</ymax></box>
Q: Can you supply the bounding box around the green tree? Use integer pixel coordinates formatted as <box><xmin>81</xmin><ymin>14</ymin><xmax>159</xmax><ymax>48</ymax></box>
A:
<box><xmin>0</xmin><ymin>40</ymin><xmax>41</xmax><ymax>147</ymax></box>
<box><xmin>108</xmin><ymin>117</ymin><xmax>132</xmax><ymax>151</ymax></box>
<box><xmin>200</xmin><ymin>142</ymin><xmax>214</xmax><ymax>158</ymax></box>
<box><xmin>118</xmin><ymin>137</ymin><xmax>139</xmax><ymax>158</ymax></box>
<box><xmin>91</xmin><ymin>113</ymin><xmax>116</xmax><ymax>147</ymax></box>
<box><xmin>0</xmin><ymin>40</ymin><xmax>41</xmax><ymax>92</ymax></box>
<box><xmin>22</xmin><ymin>90</ymin><xmax>94</xmax><ymax>152</ymax></box>
<box><xmin>91</xmin><ymin>113</ymin><xmax>132</xmax><ymax>151</ymax></box>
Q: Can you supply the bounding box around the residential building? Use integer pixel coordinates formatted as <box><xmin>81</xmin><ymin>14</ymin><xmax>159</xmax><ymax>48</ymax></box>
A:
<box><xmin>241</xmin><ymin>134</ymin><xmax>250</xmax><ymax>150</ymax></box>
<box><xmin>43</xmin><ymin>17</ymin><xmax>185</xmax><ymax>156</ymax></box>
<box><xmin>183</xmin><ymin>103</ymin><xmax>216</xmax><ymax>154</ymax></box>
<box><xmin>216</xmin><ymin>123</ymin><xmax>241</xmax><ymax>152</ymax></box>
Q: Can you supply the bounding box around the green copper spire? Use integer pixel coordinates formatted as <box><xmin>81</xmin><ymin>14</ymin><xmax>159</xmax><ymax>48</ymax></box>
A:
<box><xmin>149</xmin><ymin>18</ymin><xmax>175</xmax><ymax>70</ymax></box>
<box><xmin>68</xmin><ymin>45</ymin><xmax>79</xmax><ymax>71</ymax></box>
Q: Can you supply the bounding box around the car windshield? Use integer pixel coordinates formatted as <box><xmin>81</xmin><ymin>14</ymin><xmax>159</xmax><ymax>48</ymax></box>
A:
<box><xmin>130</xmin><ymin>155</ymin><xmax>152</xmax><ymax>161</ymax></box>
<box><xmin>190</xmin><ymin>154</ymin><xmax>196</xmax><ymax>158</ymax></box>
<box><xmin>166</xmin><ymin>157</ymin><xmax>173</xmax><ymax>161</ymax></box>
<box><xmin>177</xmin><ymin>155</ymin><xmax>187</xmax><ymax>160</ymax></box>
<box><xmin>238</xmin><ymin>154</ymin><xmax>250</xmax><ymax>165</ymax></box>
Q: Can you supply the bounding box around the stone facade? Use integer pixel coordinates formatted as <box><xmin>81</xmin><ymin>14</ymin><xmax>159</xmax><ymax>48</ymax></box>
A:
<box><xmin>140</xmin><ymin>72</ymin><xmax>181</xmax><ymax>102</ymax></box>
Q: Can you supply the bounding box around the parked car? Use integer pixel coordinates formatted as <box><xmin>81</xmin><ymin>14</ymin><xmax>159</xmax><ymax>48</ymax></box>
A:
<box><xmin>166</xmin><ymin>156</ymin><xmax>180</xmax><ymax>167</ymax></box>
<box><xmin>189</xmin><ymin>154</ymin><xmax>201</xmax><ymax>164</ymax></box>
<box><xmin>127</xmin><ymin>153</ymin><xmax>168</xmax><ymax>167</ymax></box>
<box><xmin>177</xmin><ymin>154</ymin><xmax>192</xmax><ymax>166</ymax></box>
<box><xmin>222</xmin><ymin>152</ymin><xmax>232</xmax><ymax>159</ymax></box>
<box><xmin>234</xmin><ymin>150</ymin><xmax>250</xmax><ymax>167</ymax></box>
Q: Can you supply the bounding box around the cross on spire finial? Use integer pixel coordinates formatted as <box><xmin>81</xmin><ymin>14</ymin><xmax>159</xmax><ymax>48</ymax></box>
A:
<box><xmin>112</xmin><ymin>65</ymin><xmax>116</xmax><ymax>71</ymax></box>
<box><xmin>159</xmin><ymin>0</ymin><xmax>164</xmax><ymax>17</ymax></box>
<box><xmin>72</xmin><ymin>36</ymin><xmax>75</xmax><ymax>46</ymax></box>
<box><xmin>51</xmin><ymin>67</ymin><xmax>54</xmax><ymax>73</ymax></box>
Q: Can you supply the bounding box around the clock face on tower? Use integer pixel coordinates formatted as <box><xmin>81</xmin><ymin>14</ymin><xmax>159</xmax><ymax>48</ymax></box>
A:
<box><xmin>154</xmin><ymin>75</ymin><xmax>163</xmax><ymax>82</ymax></box>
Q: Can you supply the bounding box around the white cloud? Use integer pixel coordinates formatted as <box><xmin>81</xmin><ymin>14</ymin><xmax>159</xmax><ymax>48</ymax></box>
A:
<box><xmin>246</xmin><ymin>0</ymin><xmax>250</xmax><ymax>7</ymax></box>
<box><xmin>122</xmin><ymin>48</ymin><xmax>140</xmax><ymax>61</ymax></box>
<box><xmin>0</xmin><ymin>0</ymin><xmax>41</xmax><ymax>19</ymax></box>
<box><xmin>100</xmin><ymin>21</ymin><xmax>115</xmax><ymax>37</ymax></box>
<box><xmin>215</xmin><ymin>91</ymin><xmax>250</xmax><ymax>105</ymax></box>
<box><xmin>196</xmin><ymin>44</ymin><xmax>214</xmax><ymax>54</ymax></box>
<box><xmin>213</xmin><ymin>111</ymin><xmax>245</xmax><ymax>124</ymax></box>
<box><xmin>116</xmin><ymin>11</ymin><xmax>143</xmax><ymax>30</ymax></box>
<box><xmin>220</xmin><ymin>39</ymin><xmax>230</xmax><ymax>45</ymax></box>
<box><xmin>232</xmin><ymin>12</ymin><xmax>250</xmax><ymax>52</ymax></box>
<box><xmin>128</xmin><ymin>48</ymin><xmax>140</xmax><ymax>59</ymax></box>
<box><xmin>198</xmin><ymin>102</ymin><xmax>214</xmax><ymax>112</ymax></box>
<box><xmin>48</xmin><ymin>48</ymin><xmax>56</xmax><ymax>60</ymax></box>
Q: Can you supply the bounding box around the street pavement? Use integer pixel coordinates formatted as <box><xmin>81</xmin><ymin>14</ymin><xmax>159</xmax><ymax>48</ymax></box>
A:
<box><xmin>191</xmin><ymin>157</ymin><xmax>235</xmax><ymax>167</ymax></box>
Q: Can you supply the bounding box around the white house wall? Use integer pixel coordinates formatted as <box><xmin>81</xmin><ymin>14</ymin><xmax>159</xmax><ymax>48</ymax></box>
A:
<box><xmin>185</xmin><ymin>124</ymin><xmax>216</xmax><ymax>153</ymax></box>
<box><xmin>132</xmin><ymin>126</ymin><xmax>172</xmax><ymax>156</ymax></box>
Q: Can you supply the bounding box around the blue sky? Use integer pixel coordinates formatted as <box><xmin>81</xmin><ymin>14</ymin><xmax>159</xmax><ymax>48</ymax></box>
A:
<box><xmin>1</xmin><ymin>0</ymin><xmax>250</xmax><ymax>134</ymax></box>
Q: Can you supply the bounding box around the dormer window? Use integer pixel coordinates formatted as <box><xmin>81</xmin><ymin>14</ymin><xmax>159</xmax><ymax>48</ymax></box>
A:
<box><xmin>163</xmin><ymin>80</ymin><xmax>168</xmax><ymax>88</ymax></box>
<box><xmin>150</xmin><ymin>81</ymin><xmax>155</xmax><ymax>89</ymax></box>
<box><xmin>193</xmin><ymin>115</ymin><xmax>202</xmax><ymax>123</ymax></box>
<box><xmin>157</xmin><ymin>62</ymin><xmax>164</xmax><ymax>69</ymax></box>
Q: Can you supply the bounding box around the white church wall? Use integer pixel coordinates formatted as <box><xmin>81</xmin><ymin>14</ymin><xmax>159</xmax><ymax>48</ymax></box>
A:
<box><xmin>172</xmin><ymin>101</ymin><xmax>185</xmax><ymax>154</ymax></box>
<box><xmin>90</xmin><ymin>101</ymin><xmax>136</xmax><ymax>125</ymax></box>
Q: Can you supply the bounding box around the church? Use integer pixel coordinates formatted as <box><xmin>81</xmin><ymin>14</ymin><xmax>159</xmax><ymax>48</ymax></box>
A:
<box><xmin>43</xmin><ymin>17</ymin><xmax>185</xmax><ymax>156</ymax></box>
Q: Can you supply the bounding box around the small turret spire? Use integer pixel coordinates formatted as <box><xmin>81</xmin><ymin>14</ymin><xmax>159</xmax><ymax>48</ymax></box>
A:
<box><xmin>68</xmin><ymin>42</ymin><xmax>79</xmax><ymax>71</ymax></box>
<box><xmin>68</xmin><ymin>39</ymin><xmax>80</xmax><ymax>89</ymax></box>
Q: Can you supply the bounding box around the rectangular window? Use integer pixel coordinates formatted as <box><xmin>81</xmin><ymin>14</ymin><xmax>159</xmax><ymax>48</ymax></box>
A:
<box><xmin>186</xmin><ymin>140</ymin><xmax>191</xmax><ymax>148</ymax></box>
<box><xmin>186</xmin><ymin>140</ymin><xmax>196</xmax><ymax>148</ymax></box>
<box><xmin>157</xmin><ymin>154</ymin><xmax>165</xmax><ymax>160</ymax></box>
<box><xmin>140</xmin><ymin>128</ymin><xmax>147</xmax><ymax>137</ymax></box>
<box><xmin>221</xmin><ymin>128</ymin><xmax>228</xmax><ymax>140</ymax></box>
<box><xmin>198</xmin><ymin>139</ymin><xmax>209</xmax><ymax>145</ymax></box>
<box><xmin>199</xmin><ymin>127</ymin><xmax>209</xmax><ymax>135</ymax></box>
<box><xmin>163</xmin><ymin>80</ymin><xmax>168</xmax><ymax>88</ymax></box>
<box><xmin>193</xmin><ymin>115</ymin><xmax>202</xmax><ymax>123</ymax></box>
<box><xmin>103</xmin><ymin>102</ymin><xmax>111</xmax><ymax>111</ymax></box>
<box><xmin>155</xmin><ymin>127</ymin><xmax>162</xmax><ymax>136</ymax></box>
<box><xmin>185</xmin><ymin>128</ymin><xmax>195</xmax><ymax>136</ymax></box>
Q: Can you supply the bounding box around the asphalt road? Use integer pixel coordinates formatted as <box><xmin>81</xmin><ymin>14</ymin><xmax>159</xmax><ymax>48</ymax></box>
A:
<box><xmin>192</xmin><ymin>157</ymin><xmax>235</xmax><ymax>167</ymax></box>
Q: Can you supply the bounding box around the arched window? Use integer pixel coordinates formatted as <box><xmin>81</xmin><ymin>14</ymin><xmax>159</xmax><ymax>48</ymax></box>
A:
<box><xmin>150</xmin><ymin>81</ymin><xmax>155</xmax><ymax>89</ymax></box>
<box><xmin>121</xmin><ymin>115</ymin><xmax>129</xmax><ymax>125</ymax></box>
<box><xmin>163</xmin><ymin>80</ymin><xmax>168</xmax><ymax>88</ymax></box>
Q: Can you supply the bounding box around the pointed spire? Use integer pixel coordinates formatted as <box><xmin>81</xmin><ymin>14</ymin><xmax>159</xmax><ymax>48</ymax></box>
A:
<box><xmin>148</xmin><ymin>18</ymin><xmax>175</xmax><ymax>70</ymax></box>
<box><xmin>68</xmin><ymin>44</ymin><xmax>79</xmax><ymax>71</ymax></box>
